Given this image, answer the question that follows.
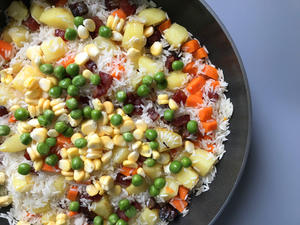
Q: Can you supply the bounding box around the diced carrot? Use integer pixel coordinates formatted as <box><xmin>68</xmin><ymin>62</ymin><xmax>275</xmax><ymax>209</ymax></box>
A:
<box><xmin>67</xmin><ymin>186</ymin><xmax>79</xmax><ymax>201</ymax></box>
<box><xmin>202</xmin><ymin>120</ymin><xmax>218</xmax><ymax>133</ymax></box>
<box><xmin>42</xmin><ymin>163</ymin><xmax>60</xmax><ymax>173</ymax></box>
<box><xmin>178</xmin><ymin>186</ymin><xmax>189</xmax><ymax>201</ymax></box>
<box><xmin>183</xmin><ymin>61</ymin><xmax>198</xmax><ymax>76</ymax></box>
<box><xmin>198</xmin><ymin>107</ymin><xmax>213</xmax><ymax>121</ymax></box>
<box><xmin>68</xmin><ymin>211</ymin><xmax>78</xmax><ymax>217</ymax></box>
<box><xmin>170</xmin><ymin>197</ymin><xmax>188</xmax><ymax>213</ymax></box>
<box><xmin>8</xmin><ymin>115</ymin><xmax>16</xmax><ymax>123</ymax></box>
<box><xmin>112</xmin><ymin>64</ymin><xmax>125</xmax><ymax>80</ymax></box>
<box><xmin>58</xmin><ymin>54</ymin><xmax>75</xmax><ymax>68</ymax></box>
<box><xmin>165</xmin><ymin>186</ymin><xmax>175</xmax><ymax>195</ymax></box>
<box><xmin>181</xmin><ymin>40</ymin><xmax>200</xmax><ymax>53</ymax></box>
<box><xmin>0</xmin><ymin>40</ymin><xmax>13</xmax><ymax>60</ymax></box>
<box><xmin>55</xmin><ymin>0</ymin><xmax>67</xmax><ymax>6</ymax></box>
<box><xmin>202</xmin><ymin>65</ymin><xmax>218</xmax><ymax>80</ymax></box>
<box><xmin>112</xmin><ymin>9</ymin><xmax>127</xmax><ymax>19</ymax></box>
<box><xmin>57</xmin><ymin>135</ymin><xmax>72</xmax><ymax>147</ymax></box>
<box><xmin>186</xmin><ymin>94</ymin><xmax>203</xmax><ymax>107</ymax></box>
<box><xmin>210</xmin><ymin>80</ymin><xmax>220</xmax><ymax>89</ymax></box>
<box><xmin>207</xmin><ymin>144</ymin><xmax>214</xmax><ymax>153</ymax></box>
<box><xmin>193</xmin><ymin>47</ymin><xmax>208</xmax><ymax>59</ymax></box>
<box><xmin>158</xmin><ymin>19</ymin><xmax>171</xmax><ymax>33</ymax></box>
<box><xmin>120</xmin><ymin>167</ymin><xmax>138</xmax><ymax>176</ymax></box>
<box><xmin>186</xmin><ymin>76</ymin><xmax>206</xmax><ymax>94</ymax></box>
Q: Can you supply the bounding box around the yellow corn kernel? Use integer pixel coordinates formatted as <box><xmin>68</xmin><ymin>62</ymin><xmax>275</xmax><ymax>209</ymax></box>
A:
<box><xmin>86</xmin><ymin>149</ymin><xmax>102</xmax><ymax>159</ymax></box>
<box><xmin>0</xmin><ymin>195</ymin><xmax>12</xmax><ymax>207</ymax></box>
<box><xmin>84</xmin><ymin>44</ymin><xmax>100</xmax><ymax>58</ymax></box>
<box><xmin>61</xmin><ymin>171</ymin><xmax>74</xmax><ymax>177</ymax></box>
<box><xmin>152</xmin><ymin>150</ymin><xmax>160</xmax><ymax>160</ymax></box>
<box><xmin>100</xmin><ymin>136</ymin><xmax>114</xmax><ymax>150</ymax></box>
<box><xmin>65</xmin><ymin>176</ymin><xmax>74</xmax><ymax>181</ymax></box>
<box><xmin>101</xmin><ymin>151</ymin><xmax>112</xmax><ymax>164</ymax></box>
<box><xmin>82</xmin><ymin>69</ymin><xmax>93</xmax><ymax>79</ymax></box>
<box><xmin>79</xmin><ymin>148</ymin><xmax>87</xmax><ymax>155</ymax></box>
<box><xmin>157</xmin><ymin>99</ymin><xmax>169</xmax><ymax>105</ymax></box>
<box><xmin>93</xmin><ymin>159</ymin><xmax>102</xmax><ymax>171</ymax></box>
<box><xmin>137</xmin><ymin>167</ymin><xmax>146</xmax><ymax>177</ymax></box>
<box><xmin>135</xmin><ymin>120</ymin><xmax>147</xmax><ymax>131</ymax></box>
<box><xmin>93</xmin><ymin>180</ymin><xmax>105</xmax><ymax>195</ymax></box>
<box><xmin>99</xmin><ymin>175</ymin><xmax>114</xmax><ymax>191</ymax></box>
<box><xmin>120</xmin><ymin>120</ymin><xmax>135</xmax><ymax>133</ymax></box>
<box><xmin>123</xmin><ymin>160</ymin><xmax>138</xmax><ymax>168</ymax></box>
<box><xmin>132</xmin><ymin>141</ymin><xmax>142</xmax><ymax>151</ymax></box>
<box><xmin>37</xmin><ymin>98</ymin><xmax>51</xmax><ymax>114</ymax></box>
<box><xmin>71</xmin><ymin>133</ymin><xmax>83</xmax><ymax>144</ymax></box>
<box><xmin>81</xmin><ymin>120</ymin><xmax>97</xmax><ymax>135</ymax></box>
<box><xmin>140</xmin><ymin>144</ymin><xmax>152</xmax><ymax>157</ymax></box>
<box><xmin>60</xmin><ymin>148</ymin><xmax>68</xmax><ymax>159</ymax></box>
<box><xmin>87</xmin><ymin>133</ymin><xmax>102</xmax><ymax>149</ymax></box>
<box><xmin>103</xmin><ymin>101</ymin><xmax>114</xmax><ymax>114</ymax></box>
<box><xmin>113</xmin><ymin>128</ymin><xmax>121</xmax><ymax>135</ymax></box>
<box><xmin>168</xmin><ymin>99</ymin><xmax>179</xmax><ymax>111</ymax></box>
<box><xmin>116</xmin><ymin>108</ymin><xmax>125</xmax><ymax>116</ymax></box>
<box><xmin>92</xmin><ymin>99</ymin><xmax>103</xmax><ymax>111</ymax></box>
<box><xmin>185</xmin><ymin>140</ymin><xmax>195</xmax><ymax>153</ymax></box>
<box><xmin>33</xmin><ymin>160</ymin><xmax>43</xmax><ymax>171</ymax></box>
<box><xmin>58</xmin><ymin>159</ymin><xmax>71</xmax><ymax>172</ymax></box>
<box><xmin>75</xmin><ymin>52</ymin><xmax>89</xmax><ymax>66</ymax></box>
<box><xmin>24</xmin><ymin>77</ymin><xmax>39</xmax><ymax>90</ymax></box>
<box><xmin>83</xmin><ymin>19</ymin><xmax>96</xmax><ymax>32</ymax></box>
<box><xmin>10</xmin><ymin>105</ymin><xmax>20</xmax><ymax>112</ymax></box>
<box><xmin>30</xmin><ymin>128</ymin><xmax>47</xmax><ymax>143</ymax></box>
<box><xmin>67</xmin><ymin>147</ymin><xmax>79</xmax><ymax>159</ymax></box>
<box><xmin>47</xmin><ymin>76</ymin><xmax>58</xmax><ymax>86</ymax></box>
<box><xmin>98</xmin><ymin>111</ymin><xmax>109</xmax><ymax>126</ymax></box>
<box><xmin>84</xmin><ymin>159</ymin><xmax>95</xmax><ymax>173</ymax></box>
<box><xmin>74</xmin><ymin>170</ymin><xmax>85</xmax><ymax>182</ymax></box>
<box><xmin>27</xmin><ymin>146</ymin><xmax>41</xmax><ymax>161</ymax></box>
<box><xmin>128</xmin><ymin>151</ymin><xmax>139</xmax><ymax>162</ymax></box>
<box><xmin>144</xmin><ymin>26</ymin><xmax>154</xmax><ymax>37</ymax></box>
<box><xmin>86</xmin><ymin>184</ymin><xmax>98</xmax><ymax>196</ymax></box>
<box><xmin>38</xmin><ymin>78</ymin><xmax>52</xmax><ymax>92</ymax></box>
<box><xmin>113</xmin><ymin>135</ymin><xmax>127</xmax><ymax>147</ymax></box>
<box><xmin>150</xmin><ymin>41</ymin><xmax>163</xmax><ymax>56</ymax></box>
<box><xmin>133</xmin><ymin>129</ymin><xmax>144</xmax><ymax>140</ymax></box>
<box><xmin>17</xmin><ymin>122</ymin><xmax>33</xmax><ymax>134</ymax></box>
<box><xmin>77</xmin><ymin>25</ymin><xmax>89</xmax><ymax>39</ymax></box>
<box><xmin>98</xmin><ymin>126</ymin><xmax>113</xmax><ymax>136</ymax></box>
<box><xmin>0</xmin><ymin>172</ymin><xmax>5</xmax><ymax>185</ymax></box>
<box><xmin>110</xmin><ymin>184</ymin><xmax>122</xmax><ymax>195</ymax></box>
<box><xmin>56</xmin><ymin>213</ymin><xmax>67</xmax><ymax>225</ymax></box>
<box><xmin>111</xmin><ymin>31</ymin><xmax>123</xmax><ymax>42</ymax></box>
<box><xmin>16</xmin><ymin>221</ymin><xmax>30</xmax><ymax>225</ymax></box>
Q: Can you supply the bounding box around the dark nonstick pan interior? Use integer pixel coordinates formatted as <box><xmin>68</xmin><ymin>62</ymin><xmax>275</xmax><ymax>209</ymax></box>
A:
<box><xmin>0</xmin><ymin>1</ymin><xmax>251</xmax><ymax>224</ymax></box>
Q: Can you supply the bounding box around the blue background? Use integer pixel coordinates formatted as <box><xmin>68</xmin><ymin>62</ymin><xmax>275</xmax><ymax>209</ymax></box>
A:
<box><xmin>205</xmin><ymin>0</ymin><xmax>300</xmax><ymax>224</ymax></box>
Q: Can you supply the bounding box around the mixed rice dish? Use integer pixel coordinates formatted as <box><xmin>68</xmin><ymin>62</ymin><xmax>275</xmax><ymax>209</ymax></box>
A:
<box><xmin>0</xmin><ymin>0</ymin><xmax>233</xmax><ymax>224</ymax></box>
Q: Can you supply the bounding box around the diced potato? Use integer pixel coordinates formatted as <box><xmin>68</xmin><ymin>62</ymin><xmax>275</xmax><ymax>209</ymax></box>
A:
<box><xmin>138</xmin><ymin>56</ymin><xmax>163</xmax><ymax>75</ymax></box>
<box><xmin>41</xmin><ymin>212</ymin><xmax>56</xmax><ymax>224</ymax></box>
<box><xmin>140</xmin><ymin>208</ymin><xmax>159</xmax><ymax>225</ymax></box>
<box><xmin>174</xmin><ymin>150</ymin><xmax>190</xmax><ymax>161</ymax></box>
<box><xmin>138</xmin><ymin>8</ymin><xmax>167</xmax><ymax>26</ymax></box>
<box><xmin>0</xmin><ymin>134</ymin><xmax>27</xmax><ymax>153</ymax></box>
<box><xmin>7</xmin><ymin>26</ymin><xmax>29</xmax><ymax>47</ymax></box>
<box><xmin>126</xmin><ymin>181</ymin><xmax>148</xmax><ymax>195</ymax></box>
<box><xmin>122</xmin><ymin>22</ymin><xmax>146</xmax><ymax>51</ymax></box>
<box><xmin>1</xmin><ymin>27</ymin><xmax>12</xmax><ymax>43</ymax></box>
<box><xmin>190</xmin><ymin>149</ymin><xmax>217</xmax><ymax>177</ymax></box>
<box><xmin>112</xmin><ymin>147</ymin><xmax>130</xmax><ymax>165</ymax></box>
<box><xmin>142</xmin><ymin>164</ymin><xmax>162</xmax><ymax>180</ymax></box>
<box><xmin>167</xmin><ymin>71</ymin><xmax>188</xmax><ymax>90</ymax></box>
<box><xmin>30</xmin><ymin>2</ymin><xmax>45</xmax><ymax>23</ymax></box>
<box><xmin>41</xmin><ymin>37</ymin><xmax>67</xmax><ymax>63</ymax></box>
<box><xmin>53</xmin><ymin>176</ymin><xmax>66</xmax><ymax>195</ymax></box>
<box><xmin>12</xmin><ymin>65</ymin><xmax>45</xmax><ymax>92</ymax></box>
<box><xmin>164</xmin><ymin>23</ymin><xmax>189</xmax><ymax>48</ymax></box>
<box><xmin>156</xmin><ymin>128</ymin><xmax>182</xmax><ymax>152</ymax></box>
<box><xmin>92</xmin><ymin>196</ymin><xmax>113</xmax><ymax>219</ymax></box>
<box><xmin>33</xmin><ymin>202</ymin><xmax>51</xmax><ymax>214</ymax></box>
<box><xmin>6</xmin><ymin>1</ymin><xmax>28</xmax><ymax>22</ymax></box>
<box><xmin>174</xmin><ymin>167</ymin><xmax>199</xmax><ymax>189</ymax></box>
<box><xmin>12</xmin><ymin>174</ymin><xmax>33</xmax><ymax>192</ymax></box>
<box><xmin>159</xmin><ymin>177</ymin><xmax>179</xmax><ymax>201</ymax></box>
<box><xmin>130</xmin><ymin>73</ymin><xmax>143</xmax><ymax>90</ymax></box>
<box><xmin>39</xmin><ymin>7</ymin><xmax>74</xmax><ymax>29</ymax></box>
<box><xmin>0</xmin><ymin>84</ymin><xmax>23</xmax><ymax>105</ymax></box>
<box><xmin>94</xmin><ymin>36</ymin><xmax>117</xmax><ymax>51</ymax></box>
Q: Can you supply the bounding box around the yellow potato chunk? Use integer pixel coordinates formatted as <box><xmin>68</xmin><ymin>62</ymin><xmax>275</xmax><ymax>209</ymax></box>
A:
<box><xmin>126</xmin><ymin>181</ymin><xmax>148</xmax><ymax>195</ymax></box>
<box><xmin>113</xmin><ymin>147</ymin><xmax>130</xmax><ymax>165</ymax></box>
<box><xmin>92</xmin><ymin>196</ymin><xmax>113</xmax><ymax>219</ymax></box>
<box><xmin>94</xmin><ymin>36</ymin><xmax>117</xmax><ymax>51</ymax></box>
<box><xmin>138</xmin><ymin>56</ymin><xmax>162</xmax><ymax>75</ymax></box>
<box><xmin>12</xmin><ymin>174</ymin><xmax>33</xmax><ymax>192</ymax></box>
<box><xmin>33</xmin><ymin>202</ymin><xmax>51</xmax><ymax>214</ymax></box>
<box><xmin>140</xmin><ymin>208</ymin><xmax>159</xmax><ymax>225</ymax></box>
<box><xmin>53</xmin><ymin>176</ymin><xmax>66</xmax><ymax>195</ymax></box>
<box><xmin>7</xmin><ymin>26</ymin><xmax>29</xmax><ymax>47</ymax></box>
<box><xmin>138</xmin><ymin>8</ymin><xmax>167</xmax><ymax>26</ymax></box>
<box><xmin>0</xmin><ymin>84</ymin><xmax>22</xmax><ymax>105</ymax></box>
<box><xmin>174</xmin><ymin>167</ymin><xmax>199</xmax><ymax>189</ymax></box>
<box><xmin>167</xmin><ymin>71</ymin><xmax>188</xmax><ymax>90</ymax></box>
<box><xmin>39</xmin><ymin>7</ymin><xmax>74</xmax><ymax>29</ymax></box>
<box><xmin>6</xmin><ymin>1</ymin><xmax>28</xmax><ymax>22</ymax></box>
<box><xmin>190</xmin><ymin>149</ymin><xmax>217</xmax><ymax>177</ymax></box>
<box><xmin>143</xmin><ymin>164</ymin><xmax>163</xmax><ymax>180</ymax></box>
<box><xmin>0</xmin><ymin>134</ymin><xmax>27</xmax><ymax>153</ymax></box>
<box><xmin>156</xmin><ymin>128</ymin><xmax>182</xmax><ymax>152</ymax></box>
<box><xmin>122</xmin><ymin>22</ymin><xmax>146</xmax><ymax>51</ymax></box>
<box><xmin>30</xmin><ymin>2</ymin><xmax>45</xmax><ymax>23</ymax></box>
<box><xmin>164</xmin><ymin>23</ymin><xmax>189</xmax><ymax>48</ymax></box>
<box><xmin>41</xmin><ymin>37</ymin><xmax>67</xmax><ymax>63</ymax></box>
<box><xmin>159</xmin><ymin>177</ymin><xmax>179</xmax><ymax>201</ymax></box>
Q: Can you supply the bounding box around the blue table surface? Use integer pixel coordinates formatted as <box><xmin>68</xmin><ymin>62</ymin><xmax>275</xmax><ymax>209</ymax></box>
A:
<box><xmin>204</xmin><ymin>0</ymin><xmax>300</xmax><ymax>225</ymax></box>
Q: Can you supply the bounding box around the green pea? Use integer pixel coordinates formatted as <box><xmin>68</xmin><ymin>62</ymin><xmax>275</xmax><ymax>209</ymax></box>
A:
<box><xmin>71</xmin><ymin>156</ymin><xmax>84</xmax><ymax>170</ymax></box>
<box><xmin>91</xmin><ymin>110</ymin><xmax>102</xmax><ymax>121</ymax></box>
<box><xmin>164</xmin><ymin>109</ymin><xmax>174</xmax><ymax>122</ymax></box>
<box><xmin>142</xmin><ymin>75</ymin><xmax>153</xmax><ymax>86</ymax></box>
<box><xmin>123</xmin><ymin>104</ymin><xmax>134</xmax><ymax>115</ymax></box>
<box><xmin>55</xmin><ymin>121</ymin><xmax>68</xmax><ymax>133</ymax></box>
<box><xmin>110</xmin><ymin>114</ymin><xmax>123</xmax><ymax>126</ymax></box>
<box><xmin>181</xmin><ymin>157</ymin><xmax>192</xmax><ymax>168</ymax></box>
<box><xmin>43</xmin><ymin>109</ymin><xmax>55</xmax><ymax>121</ymax></box>
<box><xmin>18</xmin><ymin>163</ymin><xmax>31</xmax><ymax>175</ymax></box>
<box><xmin>149</xmin><ymin>141</ymin><xmax>159</xmax><ymax>150</ymax></box>
<box><xmin>90</xmin><ymin>74</ymin><xmax>101</xmax><ymax>85</ymax></box>
<box><xmin>156</xmin><ymin>79</ymin><xmax>168</xmax><ymax>90</ymax></box>
<box><xmin>64</xmin><ymin>28</ymin><xmax>77</xmax><ymax>41</ymax></box>
<box><xmin>149</xmin><ymin>185</ymin><xmax>160</xmax><ymax>197</ymax></box>
<box><xmin>123</xmin><ymin>132</ymin><xmax>133</xmax><ymax>142</ymax></box>
<box><xmin>131</xmin><ymin>174</ymin><xmax>143</xmax><ymax>187</ymax></box>
<box><xmin>66</xmin><ymin>98</ymin><xmax>78</xmax><ymax>110</ymax></box>
<box><xmin>14</xmin><ymin>108</ymin><xmax>29</xmax><ymax>121</ymax></box>
<box><xmin>137</xmin><ymin>84</ymin><xmax>150</xmax><ymax>97</ymax></box>
<box><xmin>49</xmin><ymin>86</ymin><xmax>62</xmax><ymax>98</ymax></box>
<box><xmin>108</xmin><ymin>213</ymin><xmax>119</xmax><ymax>224</ymax></box>
<box><xmin>83</xmin><ymin>106</ymin><xmax>92</xmax><ymax>119</ymax></box>
<box><xmin>74</xmin><ymin>16</ymin><xmax>84</xmax><ymax>27</ymax></box>
<box><xmin>59</xmin><ymin>78</ymin><xmax>72</xmax><ymax>89</ymax></box>
<box><xmin>66</xmin><ymin>63</ymin><xmax>80</xmax><ymax>77</ymax></box>
<box><xmin>74</xmin><ymin>138</ymin><xmax>87</xmax><ymax>148</ymax></box>
<box><xmin>145</xmin><ymin>129</ymin><xmax>157</xmax><ymax>141</ymax></box>
<box><xmin>67</xmin><ymin>85</ymin><xmax>79</xmax><ymax>97</ymax></box>
<box><xmin>45</xmin><ymin>154</ymin><xmax>58</xmax><ymax>166</ymax></box>
<box><xmin>172</xmin><ymin>60</ymin><xmax>184</xmax><ymax>71</ymax></box>
<box><xmin>118</xmin><ymin>199</ymin><xmax>130</xmax><ymax>211</ymax></box>
<box><xmin>99</xmin><ymin>25</ymin><xmax>112</xmax><ymax>38</ymax></box>
<box><xmin>70</xmin><ymin>109</ymin><xmax>83</xmax><ymax>120</ymax></box>
<box><xmin>154</xmin><ymin>72</ymin><xmax>165</xmax><ymax>83</ymax></box>
<box><xmin>20</xmin><ymin>133</ymin><xmax>32</xmax><ymax>145</ymax></box>
<box><xmin>54</xmin><ymin>65</ymin><xmax>66</xmax><ymax>80</ymax></box>
<box><xmin>116</xmin><ymin>91</ymin><xmax>127</xmax><ymax>103</ymax></box>
<box><xmin>144</xmin><ymin>158</ymin><xmax>156</xmax><ymax>167</ymax></box>
<box><xmin>124</xmin><ymin>205</ymin><xmax>137</xmax><ymax>218</ymax></box>
<box><xmin>38</xmin><ymin>115</ymin><xmax>49</xmax><ymax>127</ymax></box>
<box><xmin>116</xmin><ymin>219</ymin><xmax>127</xmax><ymax>225</ymax></box>
<box><xmin>46</xmin><ymin>137</ymin><xmax>57</xmax><ymax>147</ymax></box>
<box><xmin>93</xmin><ymin>216</ymin><xmax>104</xmax><ymax>225</ymax></box>
<box><xmin>169</xmin><ymin>160</ymin><xmax>182</xmax><ymax>174</ymax></box>
<box><xmin>37</xmin><ymin>142</ymin><xmax>50</xmax><ymax>156</ymax></box>
<box><xmin>72</xmin><ymin>75</ymin><xmax>86</xmax><ymax>87</ymax></box>
<box><xmin>69</xmin><ymin>201</ymin><xmax>80</xmax><ymax>212</ymax></box>
<box><xmin>187</xmin><ymin>120</ymin><xmax>198</xmax><ymax>134</ymax></box>
<box><xmin>154</xmin><ymin>177</ymin><xmax>166</xmax><ymax>189</ymax></box>
<box><xmin>0</xmin><ymin>125</ymin><xmax>10</xmax><ymax>136</ymax></box>
<box><xmin>39</xmin><ymin>64</ymin><xmax>54</xmax><ymax>75</ymax></box>
<box><xmin>62</xmin><ymin>127</ymin><xmax>74</xmax><ymax>138</ymax></box>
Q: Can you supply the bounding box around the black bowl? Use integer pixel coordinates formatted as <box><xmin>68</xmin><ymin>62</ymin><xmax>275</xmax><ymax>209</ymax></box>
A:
<box><xmin>0</xmin><ymin>0</ymin><xmax>251</xmax><ymax>224</ymax></box>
